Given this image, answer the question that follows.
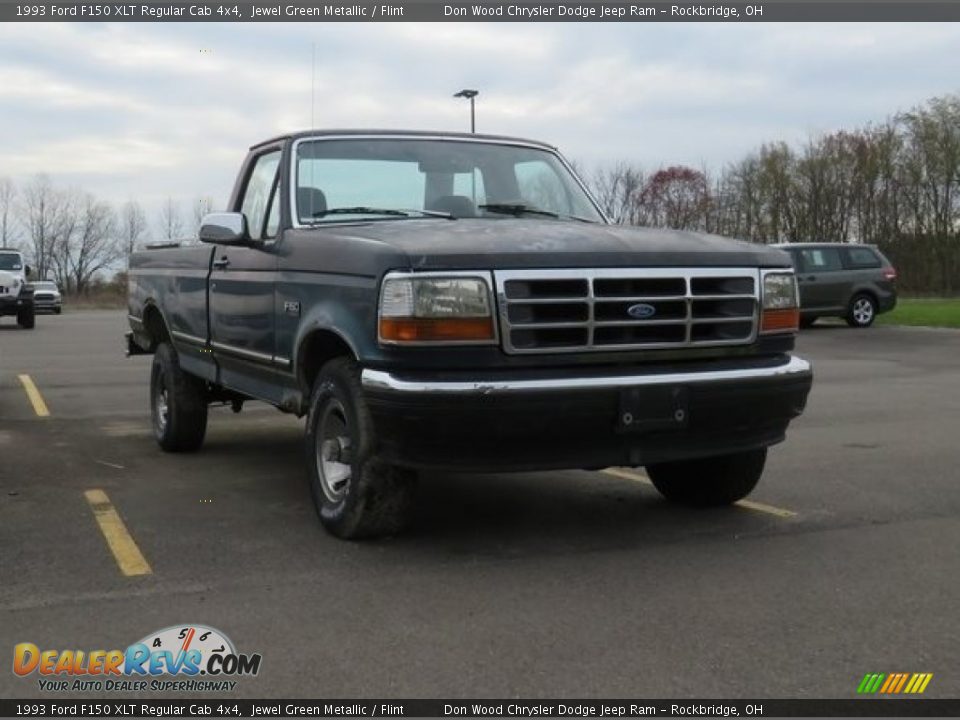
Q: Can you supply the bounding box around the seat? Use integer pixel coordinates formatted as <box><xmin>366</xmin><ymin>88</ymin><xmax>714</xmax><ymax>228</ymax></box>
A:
<box><xmin>298</xmin><ymin>187</ymin><xmax>328</xmax><ymax>220</ymax></box>
<box><xmin>427</xmin><ymin>195</ymin><xmax>477</xmax><ymax>218</ymax></box>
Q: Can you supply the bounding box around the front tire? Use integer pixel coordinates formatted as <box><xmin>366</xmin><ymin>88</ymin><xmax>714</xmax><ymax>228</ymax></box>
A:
<box><xmin>150</xmin><ymin>342</ymin><xmax>208</xmax><ymax>452</ymax></box>
<box><xmin>17</xmin><ymin>303</ymin><xmax>35</xmax><ymax>329</ymax></box>
<box><xmin>846</xmin><ymin>294</ymin><xmax>876</xmax><ymax>328</ymax></box>
<box><xmin>646</xmin><ymin>448</ymin><xmax>766</xmax><ymax>507</ymax></box>
<box><xmin>305</xmin><ymin>357</ymin><xmax>416</xmax><ymax>539</ymax></box>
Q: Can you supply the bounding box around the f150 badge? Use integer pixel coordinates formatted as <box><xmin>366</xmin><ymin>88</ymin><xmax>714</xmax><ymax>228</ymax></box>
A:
<box><xmin>283</xmin><ymin>301</ymin><xmax>300</xmax><ymax>317</ymax></box>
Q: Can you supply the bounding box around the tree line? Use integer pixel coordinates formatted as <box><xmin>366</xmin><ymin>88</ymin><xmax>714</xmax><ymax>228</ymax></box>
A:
<box><xmin>3</xmin><ymin>92</ymin><xmax>958</xmax><ymax>295</ymax></box>
<box><xmin>0</xmin><ymin>174</ymin><xmax>213</xmax><ymax>295</ymax></box>
<box><xmin>587</xmin><ymin>93</ymin><xmax>960</xmax><ymax>295</ymax></box>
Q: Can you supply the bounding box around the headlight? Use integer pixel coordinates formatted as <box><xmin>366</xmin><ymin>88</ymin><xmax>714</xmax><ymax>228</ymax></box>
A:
<box><xmin>378</xmin><ymin>273</ymin><xmax>496</xmax><ymax>344</ymax></box>
<box><xmin>761</xmin><ymin>271</ymin><xmax>799</xmax><ymax>334</ymax></box>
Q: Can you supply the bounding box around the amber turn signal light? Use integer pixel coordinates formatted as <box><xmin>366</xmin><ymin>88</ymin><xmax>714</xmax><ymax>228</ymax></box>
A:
<box><xmin>761</xmin><ymin>308</ymin><xmax>799</xmax><ymax>333</ymax></box>
<box><xmin>379</xmin><ymin>317</ymin><xmax>495</xmax><ymax>343</ymax></box>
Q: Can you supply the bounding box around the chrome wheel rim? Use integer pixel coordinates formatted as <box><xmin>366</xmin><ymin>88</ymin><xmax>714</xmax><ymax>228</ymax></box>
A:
<box><xmin>154</xmin><ymin>379</ymin><xmax>169</xmax><ymax>435</ymax></box>
<box><xmin>853</xmin><ymin>298</ymin><xmax>874</xmax><ymax>325</ymax></box>
<box><xmin>315</xmin><ymin>399</ymin><xmax>353</xmax><ymax>503</ymax></box>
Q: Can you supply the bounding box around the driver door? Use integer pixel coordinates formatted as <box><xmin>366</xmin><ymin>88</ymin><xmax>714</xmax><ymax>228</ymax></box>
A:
<box><xmin>209</xmin><ymin>148</ymin><xmax>283</xmax><ymax>402</ymax></box>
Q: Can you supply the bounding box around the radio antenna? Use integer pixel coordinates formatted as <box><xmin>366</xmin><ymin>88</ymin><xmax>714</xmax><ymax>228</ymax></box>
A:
<box><xmin>310</xmin><ymin>42</ymin><xmax>316</xmax><ymax>130</ymax></box>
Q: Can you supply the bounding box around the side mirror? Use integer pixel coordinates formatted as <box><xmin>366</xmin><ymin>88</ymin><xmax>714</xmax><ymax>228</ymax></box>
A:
<box><xmin>24</xmin><ymin>265</ymin><xmax>32</xmax><ymax>277</ymax></box>
<box><xmin>199</xmin><ymin>213</ymin><xmax>249</xmax><ymax>245</ymax></box>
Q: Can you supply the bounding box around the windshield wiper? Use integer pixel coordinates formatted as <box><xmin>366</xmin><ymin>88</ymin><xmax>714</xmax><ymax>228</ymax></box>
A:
<box><xmin>310</xmin><ymin>207</ymin><xmax>455</xmax><ymax>220</ymax></box>
<box><xmin>311</xmin><ymin>206</ymin><xmax>410</xmax><ymax>219</ymax></box>
<box><xmin>479</xmin><ymin>203</ymin><xmax>595</xmax><ymax>223</ymax></box>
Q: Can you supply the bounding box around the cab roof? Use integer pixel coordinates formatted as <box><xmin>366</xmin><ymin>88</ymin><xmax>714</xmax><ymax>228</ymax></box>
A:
<box><xmin>250</xmin><ymin>129</ymin><xmax>557</xmax><ymax>152</ymax></box>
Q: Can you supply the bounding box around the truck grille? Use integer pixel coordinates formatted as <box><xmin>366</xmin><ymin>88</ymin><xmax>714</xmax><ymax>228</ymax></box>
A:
<box><xmin>495</xmin><ymin>268</ymin><xmax>759</xmax><ymax>354</ymax></box>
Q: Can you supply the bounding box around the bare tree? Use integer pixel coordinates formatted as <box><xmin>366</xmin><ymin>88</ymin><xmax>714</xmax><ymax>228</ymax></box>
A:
<box><xmin>590</xmin><ymin>162</ymin><xmax>645</xmax><ymax>224</ymax></box>
<box><xmin>20</xmin><ymin>174</ymin><xmax>73</xmax><ymax>280</ymax></box>
<box><xmin>120</xmin><ymin>200</ymin><xmax>148</xmax><ymax>260</ymax></box>
<box><xmin>0</xmin><ymin>177</ymin><xmax>16</xmax><ymax>249</ymax></box>
<box><xmin>59</xmin><ymin>194</ymin><xmax>121</xmax><ymax>294</ymax></box>
<box><xmin>158</xmin><ymin>197</ymin><xmax>184</xmax><ymax>240</ymax></box>
<box><xmin>192</xmin><ymin>196</ymin><xmax>214</xmax><ymax>237</ymax></box>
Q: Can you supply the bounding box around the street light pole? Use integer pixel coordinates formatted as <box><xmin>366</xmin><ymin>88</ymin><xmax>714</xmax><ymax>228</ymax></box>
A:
<box><xmin>453</xmin><ymin>89</ymin><xmax>479</xmax><ymax>133</ymax></box>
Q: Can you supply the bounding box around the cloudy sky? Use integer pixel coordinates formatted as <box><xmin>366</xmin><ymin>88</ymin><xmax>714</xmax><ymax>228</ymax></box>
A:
<box><xmin>1</xmin><ymin>21</ymin><xmax>959</xmax><ymax>237</ymax></box>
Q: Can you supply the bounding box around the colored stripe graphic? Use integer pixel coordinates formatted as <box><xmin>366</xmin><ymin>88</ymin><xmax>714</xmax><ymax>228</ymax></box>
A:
<box><xmin>857</xmin><ymin>672</ymin><xmax>933</xmax><ymax>694</ymax></box>
<box><xmin>857</xmin><ymin>673</ymin><xmax>886</xmax><ymax>694</ymax></box>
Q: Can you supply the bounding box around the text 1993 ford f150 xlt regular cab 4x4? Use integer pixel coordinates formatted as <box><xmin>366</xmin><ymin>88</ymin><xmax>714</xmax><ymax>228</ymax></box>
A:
<box><xmin>127</xmin><ymin>130</ymin><xmax>813</xmax><ymax>539</ymax></box>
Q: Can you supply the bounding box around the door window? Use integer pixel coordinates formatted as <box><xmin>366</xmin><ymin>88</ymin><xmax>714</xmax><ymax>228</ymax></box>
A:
<box><xmin>799</xmin><ymin>247</ymin><xmax>843</xmax><ymax>272</ymax></box>
<box><xmin>241</xmin><ymin>150</ymin><xmax>281</xmax><ymax>241</ymax></box>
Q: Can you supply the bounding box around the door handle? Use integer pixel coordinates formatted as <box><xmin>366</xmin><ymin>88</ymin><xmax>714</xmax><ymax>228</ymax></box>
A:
<box><xmin>213</xmin><ymin>257</ymin><xmax>230</xmax><ymax>269</ymax></box>
<box><xmin>805</xmin><ymin>275</ymin><xmax>816</xmax><ymax>281</ymax></box>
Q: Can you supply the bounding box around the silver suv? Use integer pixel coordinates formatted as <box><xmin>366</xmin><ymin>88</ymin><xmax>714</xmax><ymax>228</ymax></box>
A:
<box><xmin>775</xmin><ymin>243</ymin><xmax>897</xmax><ymax>328</ymax></box>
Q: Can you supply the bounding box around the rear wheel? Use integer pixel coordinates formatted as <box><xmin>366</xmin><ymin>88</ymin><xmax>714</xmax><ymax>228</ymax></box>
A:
<box><xmin>846</xmin><ymin>294</ymin><xmax>876</xmax><ymax>328</ymax></box>
<box><xmin>646</xmin><ymin>448</ymin><xmax>766</xmax><ymax>507</ymax></box>
<box><xmin>305</xmin><ymin>357</ymin><xmax>416</xmax><ymax>539</ymax></box>
<box><xmin>17</xmin><ymin>303</ymin><xmax>35</xmax><ymax>329</ymax></box>
<box><xmin>150</xmin><ymin>342</ymin><xmax>208</xmax><ymax>452</ymax></box>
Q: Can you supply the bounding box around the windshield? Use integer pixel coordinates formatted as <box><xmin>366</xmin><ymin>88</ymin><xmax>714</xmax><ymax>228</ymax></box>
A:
<box><xmin>35</xmin><ymin>282</ymin><xmax>56</xmax><ymax>289</ymax></box>
<box><xmin>294</xmin><ymin>138</ymin><xmax>604</xmax><ymax>225</ymax></box>
<box><xmin>0</xmin><ymin>253</ymin><xmax>23</xmax><ymax>271</ymax></box>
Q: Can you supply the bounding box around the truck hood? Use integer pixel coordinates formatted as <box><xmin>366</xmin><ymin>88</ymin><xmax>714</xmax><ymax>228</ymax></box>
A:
<box><xmin>314</xmin><ymin>219</ymin><xmax>790</xmax><ymax>269</ymax></box>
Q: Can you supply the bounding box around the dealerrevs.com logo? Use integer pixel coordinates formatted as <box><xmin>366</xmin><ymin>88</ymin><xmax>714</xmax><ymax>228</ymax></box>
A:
<box><xmin>13</xmin><ymin>624</ymin><xmax>262</xmax><ymax>693</ymax></box>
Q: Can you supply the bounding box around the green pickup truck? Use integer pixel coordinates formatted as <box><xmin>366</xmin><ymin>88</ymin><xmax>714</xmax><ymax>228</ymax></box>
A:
<box><xmin>127</xmin><ymin>130</ymin><xmax>813</xmax><ymax>539</ymax></box>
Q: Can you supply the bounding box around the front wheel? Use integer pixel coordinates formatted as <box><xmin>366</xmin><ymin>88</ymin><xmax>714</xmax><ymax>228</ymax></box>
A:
<box><xmin>150</xmin><ymin>342</ymin><xmax>208</xmax><ymax>452</ymax></box>
<box><xmin>305</xmin><ymin>357</ymin><xmax>416</xmax><ymax>539</ymax></box>
<box><xmin>846</xmin><ymin>294</ymin><xmax>876</xmax><ymax>328</ymax></box>
<box><xmin>646</xmin><ymin>448</ymin><xmax>767</xmax><ymax>507</ymax></box>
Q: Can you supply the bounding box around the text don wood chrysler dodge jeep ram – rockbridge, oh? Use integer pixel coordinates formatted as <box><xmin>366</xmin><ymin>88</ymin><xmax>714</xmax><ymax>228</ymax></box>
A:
<box><xmin>126</xmin><ymin>130</ymin><xmax>814</xmax><ymax>539</ymax></box>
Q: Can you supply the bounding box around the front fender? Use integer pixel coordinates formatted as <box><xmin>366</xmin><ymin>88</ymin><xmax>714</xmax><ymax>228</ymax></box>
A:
<box><xmin>280</xmin><ymin>273</ymin><xmax>379</xmax><ymax>375</ymax></box>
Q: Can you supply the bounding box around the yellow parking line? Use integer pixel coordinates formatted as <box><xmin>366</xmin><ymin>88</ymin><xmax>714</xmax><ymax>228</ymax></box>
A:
<box><xmin>735</xmin><ymin>498</ymin><xmax>797</xmax><ymax>518</ymax></box>
<box><xmin>602</xmin><ymin>467</ymin><xmax>653</xmax><ymax>485</ymax></box>
<box><xmin>84</xmin><ymin>489</ymin><xmax>152</xmax><ymax>577</ymax></box>
<box><xmin>17</xmin><ymin>374</ymin><xmax>50</xmax><ymax>417</ymax></box>
<box><xmin>602</xmin><ymin>467</ymin><xmax>797</xmax><ymax>518</ymax></box>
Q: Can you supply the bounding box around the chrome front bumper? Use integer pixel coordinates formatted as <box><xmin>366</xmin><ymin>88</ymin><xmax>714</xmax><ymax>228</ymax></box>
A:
<box><xmin>362</xmin><ymin>355</ymin><xmax>812</xmax><ymax>396</ymax></box>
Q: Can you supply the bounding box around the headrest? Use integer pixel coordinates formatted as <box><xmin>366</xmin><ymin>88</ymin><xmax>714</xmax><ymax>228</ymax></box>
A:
<box><xmin>298</xmin><ymin>187</ymin><xmax>328</xmax><ymax>219</ymax></box>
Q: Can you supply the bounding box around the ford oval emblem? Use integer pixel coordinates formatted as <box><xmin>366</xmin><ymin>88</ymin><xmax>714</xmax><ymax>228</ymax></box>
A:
<box><xmin>627</xmin><ymin>303</ymin><xmax>657</xmax><ymax>319</ymax></box>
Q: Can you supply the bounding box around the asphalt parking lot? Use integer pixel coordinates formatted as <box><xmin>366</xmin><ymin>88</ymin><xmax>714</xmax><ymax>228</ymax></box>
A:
<box><xmin>1</xmin><ymin>311</ymin><xmax>958</xmax><ymax>699</ymax></box>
